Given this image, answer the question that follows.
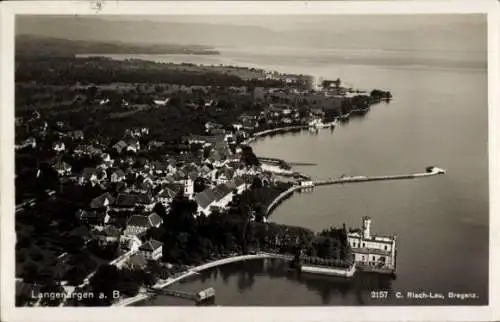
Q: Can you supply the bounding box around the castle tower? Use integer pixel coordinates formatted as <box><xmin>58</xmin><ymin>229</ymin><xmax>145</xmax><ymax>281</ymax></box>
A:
<box><xmin>362</xmin><ymin>216</ymin><xmax>371</xmax><ymax>239</ymax></box>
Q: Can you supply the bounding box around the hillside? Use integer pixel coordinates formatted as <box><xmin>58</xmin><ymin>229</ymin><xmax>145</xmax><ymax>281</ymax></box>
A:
<box><xmin>15</xmin><ymin>35</ymin><xmax>219</xmax><ymax>57</ymax></box>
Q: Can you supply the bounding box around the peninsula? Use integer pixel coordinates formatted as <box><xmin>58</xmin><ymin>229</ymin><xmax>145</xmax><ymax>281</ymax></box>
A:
<box><xmin>14</xmin><ymin>44</ymin><xmax>414</xmax><ymax>308</ymax></box>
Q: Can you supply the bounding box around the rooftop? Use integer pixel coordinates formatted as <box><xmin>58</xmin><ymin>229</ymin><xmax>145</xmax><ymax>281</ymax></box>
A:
<box><xmin>139</xmin><ymin>239</ymin><xmax>163</xmax><ymax>252</ymax></box>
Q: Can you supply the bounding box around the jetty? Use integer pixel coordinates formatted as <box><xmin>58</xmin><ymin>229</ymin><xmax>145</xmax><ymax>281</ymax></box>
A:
<box><xmin>242</xmin><ymin>125</ymin><xmax>307</xmax><ymax>144</ymax></box>
<box><xmin>258</xmin><ymin>156</ymin><xmax>317</xmax><ymax>168</ymax></box>
<box><xmin>147</xmin><ymin>287</ymin><xmax>215</xmax><ymax>305</ymax></box>
<box><xmin>267</xmin><ymin>167</ymin><xmax>446</xmax><ymax>216</ymax></box>
<box><xmin>301</xmin><ymin>167</ymin><xmax>446</xmax><ymax>189</ymax></box>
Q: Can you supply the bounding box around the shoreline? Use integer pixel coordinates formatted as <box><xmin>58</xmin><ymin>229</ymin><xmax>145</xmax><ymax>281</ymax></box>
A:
<box><xmin>242</xmin><ymin>125</ymin><xmax>308</xmax><ymax>145</ymax></box>
<box><xmin>114</xmin><ymin>253</ymin><xmax>292</xmax><ymax>307</ymax></box>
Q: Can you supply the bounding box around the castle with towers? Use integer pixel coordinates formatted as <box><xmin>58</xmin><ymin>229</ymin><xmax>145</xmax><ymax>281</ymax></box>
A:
<box><xmin>347</xmin><ymin>216</ymin><xmax>397</xmax><ymax>275</ymax></box>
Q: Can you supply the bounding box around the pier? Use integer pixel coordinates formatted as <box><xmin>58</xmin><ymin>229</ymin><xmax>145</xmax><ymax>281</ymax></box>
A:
<box><xmin>148</xmin><ymin>287</ymin><xmax>215</xmax><ymax>304</ymax></box>
<box><xmin>258</xmin><ymin>156</ymin><xmax>318</xmax><ymax>168</ymax></box>
<box><xmin>301</xmin><ymin>167</ymin><xmax>446</xmax><ymax>189</ymax></box>
<box><xmin>266</xmin><ymin>167</ymin><xmax>445</xmax><ymax>216</ymax></box>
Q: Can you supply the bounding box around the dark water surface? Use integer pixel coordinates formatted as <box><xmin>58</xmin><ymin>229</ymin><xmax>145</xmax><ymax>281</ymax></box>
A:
<box><xmin>127</xmin><ymin>48</ymin><xmax>488</xmax><ymax>306</ymax></box>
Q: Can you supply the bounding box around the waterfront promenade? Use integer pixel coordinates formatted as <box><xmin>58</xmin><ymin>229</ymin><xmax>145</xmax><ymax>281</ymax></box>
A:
<box><xmin>114</xmin><ymin>252</ymin><xmax>293</xmax><ymax>307</ymax></box>
<box><xmin>242</xmin><ymin>125</ymin><xmax>308</xmax><ymax>145</ymax></box>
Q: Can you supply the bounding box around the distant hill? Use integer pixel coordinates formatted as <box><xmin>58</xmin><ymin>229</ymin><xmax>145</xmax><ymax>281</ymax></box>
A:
<box><xmin>16</xmin><ymin>15</ymin><xmax>486</xmax><ymax>53</ymax></box>
<box><xmin>15</xmin><ymin>35</ymin><xmax>219</xmax><ymax>57</ymax></box>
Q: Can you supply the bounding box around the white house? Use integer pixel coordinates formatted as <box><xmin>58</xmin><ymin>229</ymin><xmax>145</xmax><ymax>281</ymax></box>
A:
<box><xmin>101</xmin><ymin>153</ymin><xmax>114</xmax><ymax>167</ymax></box>
<box><xmin>53</xmin><ymin>161</ymin><xmax>72</xmax><ymax>176</ymax></box>
<box><xmin>158</xmin><ymin>187</ymin><xmax>177</xmax><ymax>207</ymax></box>
<box><xmin>126</xmin><ymin>140</ymin><xmax>141</xmax><ymax>153</ymax></box>
<box><xmin>99</xmin><ymin>98</ymin><xmax>110</xmax><ymax>105</ymax></box>
<box><xmin>53</xmin><ymin>141</ymin><xmax>66</xmax><ymax>153</ymax></box>
<box><xmin>138</xmin><ymin>240</ymin><xmax>163</xmax><ymax>260</ymax></box>
<box><xmin>110</xmin><ymin>169</ymin><xmax>126</xmax><ymax>183</ymax></box>
<box><xmin>232</xmin><ymin>123</ymin><xmax>243</xmax><ymax>131</ymax></box>
<box><xmin>153</xmin><ymin>98</ymin><xmax>170</xmax><ymax>106</ymax></box>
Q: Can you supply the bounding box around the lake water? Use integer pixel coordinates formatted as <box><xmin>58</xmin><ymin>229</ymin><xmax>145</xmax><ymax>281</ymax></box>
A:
<box><xmin>105</xmin><ymin>47</ymin><xmax>488</xmax><ymax>306</ymax></box>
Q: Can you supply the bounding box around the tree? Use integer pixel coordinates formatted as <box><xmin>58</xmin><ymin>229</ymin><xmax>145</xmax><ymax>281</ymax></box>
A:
<box><xmin>251</xmin><ymin>177</ymin><xmax>263</xmax><ymax>189</ymax></box>
<box><xmin>22</xmin><ymin>262</ymin><xmax>39</xmax><ymax>284</ymax></box>
<box><xmin>153</xmin><ymin>202</ymin><xmax>167</xmax><ymax>218</ymax></box>
<box><xmin>86</xmin><ymin>264</ymin><xmax>120</xmax><ymax>306</ymax></box>
<box><xmin>193</xmin><ymin>177</ymin><xmax>207</xmax><ymax>193</ymax></box>
<box><xmin>64</xmin><ymin>235</ymin><xmax>85</xmax><ymax>254</ymax></box>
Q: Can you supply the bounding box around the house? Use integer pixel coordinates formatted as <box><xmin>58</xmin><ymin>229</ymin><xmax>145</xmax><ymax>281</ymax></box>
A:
<box><xmin>211</xmin><ymin>184</ymin><xmax>234</xmax><ymax>208</ymax></box>
<box><xmin>78</xmin><ymin>168</ymin><xmax>98</xmax><ymax>185</ymax></box>
<box><xmin>194</xmin><ymin>188</ymin><xmax>218</xmax><ymax>216</ymax></box>
<box><xmin>232</xmin><ymin>123</ymin><xmax>243</xmax><ymax>131</ymax></box>
<box><xmin>53</xmin><ymin>141</ymin><xmax>65</xmax><ymax>153</ymax></box>
<box><xmin>53</xmin><ymin>161</ymin><xmax>72</xmax><ymax>176</ymax></box>
<box><xmin>68</xmin><ymin>130</ymin><xmax>84</xmax><ymax>141</ymax></box>
<box><xmin>92</xmin><ymin>225</ymin><xmax>121</xmax><ymax>245</ymax></box>
<box><xmin>136</xmin><ymin>193</ymin><xmax>157</xmax><ymax>211</ymax></box>
<box><xmin>204</xmin><ymin>100</ymin><xmax>216</xmax><ymax>109</ymax></box>
<box><xmin>126</xmin><ymin>139</ymin><xmax>140</xmax><ymax>153</ymax></box>
<box><xmin>229</xmin><ymin>176</ymin><xmax>249</xmax><ymax>194</ymax></box>
<box><xmin>152</xmin><ymin>161</ymin><xmax>168</xmax><ymax>175</ymax></box>
<box><xmin>153</xmin><ymin>98</ymin><xmax>170</xmax><ymax>106</ymax></box>
<box><xmin>210</xmin><ymin>128</ymin><xmax>226</xmax><ymax>136</ymax></box>
<box><xmin>101</xmin><ymin>153</ymin><xmax>114</xmax><ymax>167</ymax></box>
<box><xmin>110</xmin><ymin>169</ymin><xmax>126</xmax><ymax>183</ymax></box>
<box><xmin>74</xmin><ymin>144</ymin><xmax>102</xmax><ymax>156</ymax></box>
<box><xmin>139</xmin><ymin>239</ymin><xmax>163</xmax><ymax>260</ymax></box>
<box><xmin>123</xmin><ymin>213</ymin><xmax>163</xmax><ymax>237</ymax></box>
<box><xmin>112</xmin><ymin>140</ymin><xmax>128</xmax><ymax>154</ymax></box>
<box><xmin>75</xmin><ymin>209</ymin><xmax>110</xmax><ymax>228</ymax></box>
<box><xmin>90</xmin><ymin>192</ymin><xmax>115</xmax><ymax>210</ymax></box>
<box><xmin>125</xmin><ymin>128</ymin><xmax>150</xmax><ymax>138</ymax></box>
<box><xmin>204</xmin><ymin>121</ymin><xmax>222</xmax><ymax>133</ymax></box>
<box><xmin>158</xmin><ymin>187</ymin><xmax>178</xmax><ymax>207</ymax></box>
<box><xmin>99</xmin><ymin>98</ymin><xmax>110</xmax><ymax>105</ymax></box>
<box><xmin>112</xmin><ymin>193</ymin><xmax>140</xmax><ymax>211</ymax></box>
<box><xmin>215</xmin><ymin>167</ymin><xmax>234</xmax><ymax>185</ymax></box>
<box><xmin>148</xmin><ymin>140</ymin><xmax>165</xmax><ymax>150</ymax></box>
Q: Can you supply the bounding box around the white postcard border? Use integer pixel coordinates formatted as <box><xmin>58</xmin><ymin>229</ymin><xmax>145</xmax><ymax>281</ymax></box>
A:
<box><xmin>1</xmin><ymin>1</ymin><xmax>499</xmax><ymax>322</ymax></box>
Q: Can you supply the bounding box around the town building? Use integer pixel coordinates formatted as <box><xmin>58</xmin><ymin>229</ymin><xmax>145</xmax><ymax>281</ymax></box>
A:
<box><xmin>123</xmin><ymin>213</ymin><xmax>163</xmax><ymax>237</ymax></box>
<box><xmin>138</xmin><ymin>239</ymin><xmax>163</xmax><ymax>260</ymax></box>
<box><xmin>52</xmin><ymin>141</ymin><xmax>66</xmax><ymax>153</ymax></box>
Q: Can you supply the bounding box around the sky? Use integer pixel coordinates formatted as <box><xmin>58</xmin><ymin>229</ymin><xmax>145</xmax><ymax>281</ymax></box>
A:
<box><xmin>16</xmin><ymin>14</ymin><xmax>487</xmax><ymax>54</ymax></box>
<box><xmin>98</xmin><ymin>14</ymin><xmax>485</xmax><ymax>32</ymax></box>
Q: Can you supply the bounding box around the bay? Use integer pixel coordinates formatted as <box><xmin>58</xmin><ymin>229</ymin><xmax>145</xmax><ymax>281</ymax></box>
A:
<box><xmin>102</xmin><ymin>47</ymin><xmax>489</xmax><ymax>306</ymax></box>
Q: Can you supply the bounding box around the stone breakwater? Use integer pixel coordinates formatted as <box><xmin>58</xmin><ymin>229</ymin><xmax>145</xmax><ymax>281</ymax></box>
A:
<box><xmin>266</xmin><ymin>167</ymin><xmax>446</xmax><ymax>216</ymax></box>
<box><xmin>242</xmin><ymin>125</ymin><xmax>308</xmax><ymax>145</ymax></box>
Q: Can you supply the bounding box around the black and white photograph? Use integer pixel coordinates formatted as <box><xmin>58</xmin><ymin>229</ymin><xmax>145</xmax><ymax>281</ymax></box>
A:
<box><xmin>1</xmin><ymin>1</ymin><xmax>499</xmax><ymax>322</ymax></box>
